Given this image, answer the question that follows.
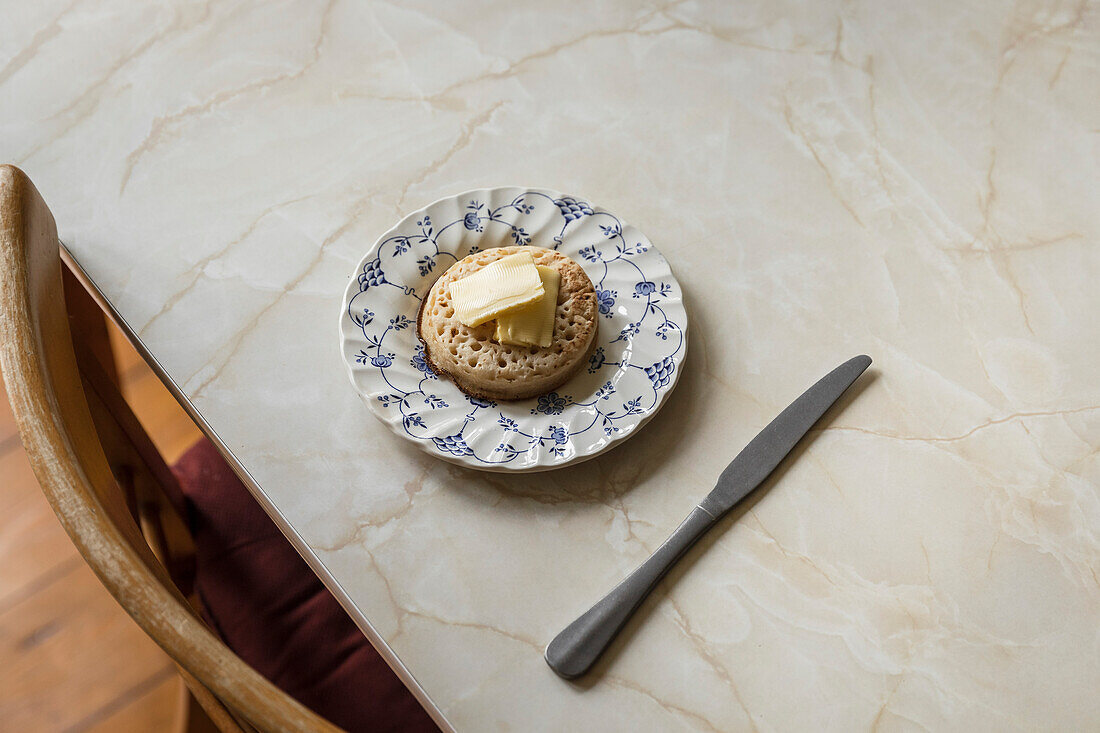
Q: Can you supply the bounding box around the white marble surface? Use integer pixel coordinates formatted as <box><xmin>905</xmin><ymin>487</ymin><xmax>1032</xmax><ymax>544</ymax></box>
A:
<box><xmin>4</xmin><ymin>0</ymin><xmax>1099</xmax><ymax>730</ymax></box>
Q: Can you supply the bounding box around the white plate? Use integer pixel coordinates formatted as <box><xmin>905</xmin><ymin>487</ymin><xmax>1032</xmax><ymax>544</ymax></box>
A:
<box><xmin>339</xmin><ymin>187</ymin><xmax>687</xmax><ymax>472</ymax></box>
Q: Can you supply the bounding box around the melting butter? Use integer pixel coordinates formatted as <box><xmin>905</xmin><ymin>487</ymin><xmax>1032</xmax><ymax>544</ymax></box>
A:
<box><xmin>449</xmin><ymin>251</ymin><xmax>544</xmax><ymax>327</ymax></box>
<box><xmin>494</xmin><ymin>265</ymin><xmax>559</xmax><ymax>348</ymax></box>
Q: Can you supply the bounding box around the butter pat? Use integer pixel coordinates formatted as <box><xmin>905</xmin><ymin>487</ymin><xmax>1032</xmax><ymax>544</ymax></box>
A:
<box><xmin>495</xmin><ymin>265</ymin><xmax>560</xmax><ymax>348</ymax></box>
<box><xmin>449</xmin><ymin>252</ymin><xmax>545</xmax><ymax>327</ymax></box>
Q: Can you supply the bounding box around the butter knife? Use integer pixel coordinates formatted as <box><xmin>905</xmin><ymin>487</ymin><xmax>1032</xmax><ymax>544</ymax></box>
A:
<box><xmin>545</xmin><ymin>355</ymin><xmax>872</xmax><ymax>679</ymax></box>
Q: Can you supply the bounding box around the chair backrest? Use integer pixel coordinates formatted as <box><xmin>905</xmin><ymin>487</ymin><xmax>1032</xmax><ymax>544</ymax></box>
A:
<box><xmin>0</xmin><ymin>165</ymin><xmax>341</xmax><ymax>733</ymax></box>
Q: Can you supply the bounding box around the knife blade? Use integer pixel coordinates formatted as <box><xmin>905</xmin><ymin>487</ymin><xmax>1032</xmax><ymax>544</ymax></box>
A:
<box><xmin>545</xmin><ymin>355</ymin><xmax>872</xmax><ymax>679</ymax></box>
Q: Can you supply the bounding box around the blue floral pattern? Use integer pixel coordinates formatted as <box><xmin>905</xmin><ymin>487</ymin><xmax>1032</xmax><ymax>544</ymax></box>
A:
<box><xmin>433</xmin><ymin>432</ymin><xmax>474</xmax><ymax>456</ymax></box>
<box><xmin>555</xmin><ymin>197</ymin><xmax>593</xmax><ymax>222</ymax></box>
<box><xmin>410</xmin><ymin>344</ymin><xmax>435</xmax><ymax>377</ymax></box>
<box><xmin>532</xmin><ymin>392</ymin><xmax>568</xmax><ymax>416</ymax></box>
<box><xmin>596</xmin><ymin>289</ymin><xmax>616</xmax><ymax>316</ymax></box>
<box><xmin>342</xmin><ymin>188</ymin><xmax>686</xmax><ymax>470</ymax></box>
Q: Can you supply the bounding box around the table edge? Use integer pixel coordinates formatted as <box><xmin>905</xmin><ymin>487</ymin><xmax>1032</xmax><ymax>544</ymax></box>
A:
<box><xmin>60</xmin><ymin>242</ymin><xmax>455</xmax><ymax>733</ymax></box>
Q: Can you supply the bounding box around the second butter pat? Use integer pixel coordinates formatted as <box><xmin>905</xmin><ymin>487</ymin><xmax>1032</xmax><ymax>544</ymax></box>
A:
<box><xmin>494</xmin><ymin>265</ymin><xmax>560</xmax><ymax>348</ymax></box>
<box><xmin>449</xmin><ymin>251</ymin><xmax>544</xmax><ymax>327</ymax></box>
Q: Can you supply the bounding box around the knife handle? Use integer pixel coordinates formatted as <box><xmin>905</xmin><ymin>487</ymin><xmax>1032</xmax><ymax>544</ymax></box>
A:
<box><xmin>545</xmin><ymin>506</ymin><xmax>717</xmax><ymax>679</ymax></box>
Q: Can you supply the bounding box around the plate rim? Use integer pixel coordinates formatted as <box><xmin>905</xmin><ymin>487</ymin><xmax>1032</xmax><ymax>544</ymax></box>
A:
<box><xmin>338</xmin><ymin>185</ymin><xmax>689</xmax><ymax>473</ymax></box>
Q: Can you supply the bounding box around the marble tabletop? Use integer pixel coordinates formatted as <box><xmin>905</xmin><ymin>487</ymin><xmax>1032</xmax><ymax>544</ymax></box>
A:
<box><xmin>5</xmin><ymin>0</ymin><xmax>1099</xmax><ymax>730</ymax></box>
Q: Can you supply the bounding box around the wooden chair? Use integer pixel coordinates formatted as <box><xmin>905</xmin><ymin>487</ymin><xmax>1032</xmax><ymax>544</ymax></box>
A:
<box><xmin>0</xmin><ymin>165</ymin><xmax>342</xmax><ymax>732</ymax></box>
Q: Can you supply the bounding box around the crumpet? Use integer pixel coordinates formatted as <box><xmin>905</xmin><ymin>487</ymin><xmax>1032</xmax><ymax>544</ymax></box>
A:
<box><xmin>418</xmin><ymin>246</ymin><xmax>597</xmax><ymax>401</ymax></box>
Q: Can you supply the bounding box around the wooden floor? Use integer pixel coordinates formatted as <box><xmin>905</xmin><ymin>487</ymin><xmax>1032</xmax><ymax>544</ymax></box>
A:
<box><xmin>0</xmin><ymin>324</ymin><xmax>202</xmax><ymax>731</ymax></box>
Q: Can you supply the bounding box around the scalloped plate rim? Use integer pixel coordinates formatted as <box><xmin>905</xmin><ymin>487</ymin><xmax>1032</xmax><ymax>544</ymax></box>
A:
<box><xmin>338</xmin><ymin>185</ymin><xmax>688</xmax><ymax>473</ymax></box>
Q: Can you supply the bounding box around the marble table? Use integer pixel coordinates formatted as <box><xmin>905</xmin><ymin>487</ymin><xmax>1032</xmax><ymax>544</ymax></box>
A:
<box><xmin>4</xmin><ymin>0</ymin><xmax>1099</xmax><ymax>730</ymax></box>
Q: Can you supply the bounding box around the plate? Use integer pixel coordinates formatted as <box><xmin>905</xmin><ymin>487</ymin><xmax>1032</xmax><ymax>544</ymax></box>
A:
<box><xmin>338</xmin><ymin>187</ymin><xmax>687</xmax><ymax>472</ymax></box>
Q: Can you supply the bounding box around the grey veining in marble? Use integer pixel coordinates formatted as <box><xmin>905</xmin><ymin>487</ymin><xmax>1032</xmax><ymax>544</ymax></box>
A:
<box><xmin>2</xmin><ymin>1</ymin><xmax>1098</xmax><ymax>730</ymax></box>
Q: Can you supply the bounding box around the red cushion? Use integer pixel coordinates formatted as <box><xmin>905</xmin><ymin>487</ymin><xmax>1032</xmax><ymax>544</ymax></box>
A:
<box><xmin>172</xmin><ymin>440</ymin><xmax>439</xmax><ymax>733</ymax></box>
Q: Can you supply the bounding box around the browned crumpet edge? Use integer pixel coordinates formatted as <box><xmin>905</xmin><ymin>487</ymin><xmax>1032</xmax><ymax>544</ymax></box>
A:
<box><xmin>415</xmin><ymin>276</ymin><xmax>598</xmax><ymax>402</ymax></box>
